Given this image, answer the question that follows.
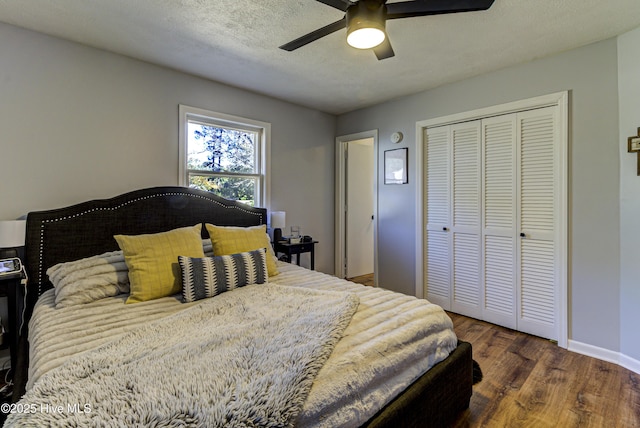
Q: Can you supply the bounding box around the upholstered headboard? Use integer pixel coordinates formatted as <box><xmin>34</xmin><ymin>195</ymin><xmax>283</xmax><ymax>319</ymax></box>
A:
<box><xmin>12</xmin><ymin>186</ymin><xmax>267</xmax><ymax>401</ymax></box>
<box><xmin>24</xmin><ymin>186</ymin><xmax>267</xmax><ymax>303</ymax></box>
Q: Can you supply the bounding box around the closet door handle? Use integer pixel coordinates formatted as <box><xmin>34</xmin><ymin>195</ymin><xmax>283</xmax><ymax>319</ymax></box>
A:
<box><xmin>520</xmin><ymin>232</ymin><xmax>526</xmax><ymax>238</ymax></box>
<box><xmin>443</xmin><ymin>227</ymin><xmax>449</xmax><ymax>232</ymax></box>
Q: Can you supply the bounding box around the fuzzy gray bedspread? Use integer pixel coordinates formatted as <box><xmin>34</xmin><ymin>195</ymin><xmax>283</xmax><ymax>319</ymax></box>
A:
<box><xmin>6</xmin><ymin>284</ymin><xmax>359</xmax><ymax>427</ymax></box>
<box><xmin>24</xmin><ymin>262</ymin><xmax>459</xmax><ymax>427</ymax></box>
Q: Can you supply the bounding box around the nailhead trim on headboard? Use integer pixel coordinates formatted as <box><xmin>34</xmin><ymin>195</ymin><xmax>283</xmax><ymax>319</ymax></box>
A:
<box><xmin>29</xmin><ymin>189</ymin><xmax>265</xmax><ymax>297</ymax></box>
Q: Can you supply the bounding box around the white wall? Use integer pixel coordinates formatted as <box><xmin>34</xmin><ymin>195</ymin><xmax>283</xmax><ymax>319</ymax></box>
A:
<box><xmin>618</xmin><ymin>27</ymin><xmax>640</xmax><ymax>364</ymax></box>
<box><xmin>0</xmin><ymin>22</ymin><xmax>336</xmax><ymax>273</ymax></box>
<box><xmin>337</xmin><ymin>38</ymin><xmax>622</xmax><ymax>353</ymax></box>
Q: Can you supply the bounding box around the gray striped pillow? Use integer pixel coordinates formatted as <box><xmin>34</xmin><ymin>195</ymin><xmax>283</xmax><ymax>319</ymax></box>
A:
<box><xmin>178</xmin><ymin>248</ymin><xmax>268</xmax><ymax>303</ymax></box>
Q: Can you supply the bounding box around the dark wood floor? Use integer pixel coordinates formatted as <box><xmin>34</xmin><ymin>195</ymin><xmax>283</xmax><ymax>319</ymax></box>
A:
<box><xmin>449</xmin><ymin>312</ymin><xmax>640</xmax><ymax>427</ymax></box>
<box><xmin>346</xmin><ymin>273</ymin><xmax>375</xmax><ymax>287</ymax></box>
<box><xmin>347</xmin><ymin>275</ymin><xmax>640</xmax><ymax>426</ymax></box>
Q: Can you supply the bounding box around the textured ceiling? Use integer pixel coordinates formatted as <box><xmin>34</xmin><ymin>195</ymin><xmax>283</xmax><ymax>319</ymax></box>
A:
<box><xmin>1</xmin><ymin>0</ymin><xmax>640</xmax><ymax>114</ymax></box>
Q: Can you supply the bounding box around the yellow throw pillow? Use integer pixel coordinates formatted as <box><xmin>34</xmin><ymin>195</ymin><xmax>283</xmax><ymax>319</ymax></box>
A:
<box><xmin>205</xmin><ymin>224</ymin><xmax>279</xmax><ymax>277</ymax></box>
<box><xmin>115</xmin><ymin>225</ymin><xmax>205</xmax><ymax>304</ymax></box>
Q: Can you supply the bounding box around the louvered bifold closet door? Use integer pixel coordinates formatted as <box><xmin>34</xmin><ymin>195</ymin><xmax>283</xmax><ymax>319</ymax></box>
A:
<box><xmin>517</xmin><ymin>106</ymin><xmax>558</xmax><ymax>340</ymax></box>
<box><xmin>482</xmin><ymin>115</ymin><xmax>517</xmax><ymax>329</ymax></box>
<box><xmin>424</xmin><ymin>126</ymin><xmax>451</xmax><ymax>309</ymax></box>
<box><xmin>450</xmin><ymin>121</ymin><xmax>482</xmax><ymax>318</ymax></box>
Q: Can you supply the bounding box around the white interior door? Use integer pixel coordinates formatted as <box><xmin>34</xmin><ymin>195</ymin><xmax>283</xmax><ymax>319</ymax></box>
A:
<box><xmin>424</xmin><ymin>121</ymin><xmax>483</xmax><ymax>319</ymax></box>
<box><xmin>424</xmin><ymin>126</ymin><xmax>451</xmax><ymax>309</ymax></box>
<box><xmin>423</xmin><ymin>107</ymin><xmax>561</xmax><ymax>340</ymax></box>
<box><xmin>482</xmin><ymin>115</ymin><xmax>518</xmax><ymax>329</ymax></box>
<box><xmin>346</xmin><ymin>139</ymin><xmax>374</xmax><ymax>278</ymax></box>
<box><xmin>450</xmin><ymin>121</ymin><xmax>482</xmax><ymax>318</ymax></box>
<box><xmin>418</xmin><ymin>92</ymin><xmax>567</xmax><ymax>346</ymax></box>
<box><xmin>516</xmin><ymin>106</ymin><xmax>559</xmax><ymax>340</ymax></box>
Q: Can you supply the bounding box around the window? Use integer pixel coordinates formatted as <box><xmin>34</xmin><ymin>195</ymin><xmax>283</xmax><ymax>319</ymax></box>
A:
<box><xmin>179</xmin><ymin>105</ymin><xmax>270</xmax><ymax>207</ymax></box>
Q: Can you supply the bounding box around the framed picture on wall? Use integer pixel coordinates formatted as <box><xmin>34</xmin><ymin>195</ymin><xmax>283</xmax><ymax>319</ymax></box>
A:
<box><xmin>384</xmin><ymin>148</ymin><xmax>408</xmax><ymax>185</ymax></box>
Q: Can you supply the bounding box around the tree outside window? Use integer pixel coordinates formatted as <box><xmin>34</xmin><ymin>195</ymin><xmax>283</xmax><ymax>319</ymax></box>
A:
<box><xmin>179</xmin><ymin>106</ymin><xmax>269</xmax><ymax>208</ymax></box>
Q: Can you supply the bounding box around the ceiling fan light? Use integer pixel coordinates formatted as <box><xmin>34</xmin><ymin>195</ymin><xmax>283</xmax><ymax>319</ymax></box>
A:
<box><xmin>347</xmin><ymin>26</ymin><xmax>385</xmax><ymax>49</ymax></box>
<box><xmin>346</xmin><ymin>1</ymin><xmax>387</xmax><ymax>50</ymax></box>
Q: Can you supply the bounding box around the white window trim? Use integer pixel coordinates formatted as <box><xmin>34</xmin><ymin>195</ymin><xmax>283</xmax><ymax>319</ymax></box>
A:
<box><xmin>178</xmin><ymin>104</ymin><xmax>271</xmax><ymax>209</ymax></box>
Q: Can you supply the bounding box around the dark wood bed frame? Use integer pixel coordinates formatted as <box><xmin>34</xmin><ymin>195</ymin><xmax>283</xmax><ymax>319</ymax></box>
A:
<box><xmin>14</xmin><ymin>186</ymin><xmax>472</xmax><ymax>427</ymax></box>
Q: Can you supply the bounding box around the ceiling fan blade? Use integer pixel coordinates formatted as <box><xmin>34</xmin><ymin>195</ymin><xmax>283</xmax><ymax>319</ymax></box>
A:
<box><xmin>386</xmin><ymin>0</ymin><xmax>494</xmax><ymax>19</ymax></box>
<box><xmin>315</xmin><ymin>0</ymin><xmax>353</xmax><ymax>12</ymax></box>
<box><xmin>373</xmin><ymin>37</ymin><xmax>395</xmax><ymax>60</ymax></box>
<box><xmin>279</xmin><ymin>18</ymin><xmax>347</xmax><ymax>51</ymax></box>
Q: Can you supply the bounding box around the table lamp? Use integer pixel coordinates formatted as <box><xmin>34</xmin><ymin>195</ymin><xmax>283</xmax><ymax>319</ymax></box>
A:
<box><xmin>270</xmin><ymin>212</ymin><xmax>286</xmax><ymax>243</ymax></box>
<box><xmin>0</xmin><ymin>220</ymin><xmax>26</xmax><ymax>259</ymax></box>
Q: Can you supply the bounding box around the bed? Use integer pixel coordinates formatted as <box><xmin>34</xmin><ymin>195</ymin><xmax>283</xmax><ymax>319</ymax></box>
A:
<box><xmin>9</xmin><ymin>186</ymin><xmax>474</xmax><ymax>427</ymax></box>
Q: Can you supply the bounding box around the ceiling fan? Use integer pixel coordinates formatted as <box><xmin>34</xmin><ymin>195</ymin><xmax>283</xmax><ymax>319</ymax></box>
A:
<box><xmin>280</xmin><ymin>0</ymin><xmax>495</xmax><ymax>60</ymax></box>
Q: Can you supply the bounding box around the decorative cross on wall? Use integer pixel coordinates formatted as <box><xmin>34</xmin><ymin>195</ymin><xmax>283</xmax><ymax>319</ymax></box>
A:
<box><xmin>627</xmin><ymin>127</ymin><xmax>640</xmax><ymax>176</ymax></box>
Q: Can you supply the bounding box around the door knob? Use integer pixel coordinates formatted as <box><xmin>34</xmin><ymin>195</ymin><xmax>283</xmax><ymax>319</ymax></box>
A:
<box><xmin>520</xmin><ymin>232</ymin><xmax>526</xmax><ymax>238</ymax></box>
<box><xmin>443</xmin><ymin>227</ymin><xmax>449</xmax><ymax>232</ymax></box>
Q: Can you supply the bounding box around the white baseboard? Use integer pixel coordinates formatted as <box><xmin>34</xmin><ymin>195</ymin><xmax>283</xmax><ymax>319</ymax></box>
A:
<box><xmin>620</xmin><ymin>353</ymin><xmax>640</xmax><ymax>375</ymax></box>
<box><xmin>568</xmin><ymin>340</ymin><xmax>640</xmax><ymax>375</ymax></box>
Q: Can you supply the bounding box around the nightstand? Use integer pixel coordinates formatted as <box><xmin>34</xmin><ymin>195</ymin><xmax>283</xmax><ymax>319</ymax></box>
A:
<box><xmin>0</xmin><ymin>272</ymin><xmax>21</xmax><ymax>381</ymax></box>
<box><xmin>273</xmin><ymin>241</ymin><xmax>318</xmax><ymax>270</ymax></box>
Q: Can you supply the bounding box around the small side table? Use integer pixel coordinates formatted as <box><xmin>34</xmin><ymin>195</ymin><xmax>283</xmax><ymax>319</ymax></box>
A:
<box><xmin>273</xmin><ymin>241</ymin><xmax>318</xmax><ymax>270</ymax></box>
<box><xmin>0</xmin><ymin>272</ymin><xmax>22</xmax><ymax>381</ymax></box>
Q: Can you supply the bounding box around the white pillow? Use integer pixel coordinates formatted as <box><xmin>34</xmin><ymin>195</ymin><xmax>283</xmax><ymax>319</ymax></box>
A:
<box><xmin>47</xmin><ymin>251</ymin><xmax>130</xmax><ymax>308</ymax></box>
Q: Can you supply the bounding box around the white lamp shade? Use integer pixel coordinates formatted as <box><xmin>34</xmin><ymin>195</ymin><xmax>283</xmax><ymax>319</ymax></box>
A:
<box><xmin>0</xmin><ymin>220</ymin><xmax>26</xmax><ymax>248</ymax></box>
<box><xmin>270</xmin><ymin>211</ymin><xmax>286</xmax><ymax>230</ymax></box>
